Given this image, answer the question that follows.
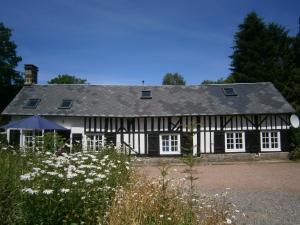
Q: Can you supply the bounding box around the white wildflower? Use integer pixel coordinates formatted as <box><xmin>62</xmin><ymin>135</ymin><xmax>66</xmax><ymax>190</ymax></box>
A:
<box><xmin>226</xmin><ymin>218</ymin><xmax>232</xmax><ymax>224</ymax></box>
<box><xmin>60</xmin><ymin>188</ymin><xmax>70</xmax><ymax>193</ymax></box>
<box><xmin>96</xmin><ymin>174</ymin><xmax>106</xmax><ymax>180</ymax></box>
<box><xmin>47</xmin><ymin>171</ymin><xmax>59</xmax><ymax>176</ymax></box>
<box><xmin>89</xmin><ymin>171</ymin><xmax>96</xmax><ymax>176</ymax></box>
<box><xmin>32</xmin><ymin>167</ymin><xmax>41</xmax><ymax>172</ymax></box>
<box><xmin>22</xmin><ymin>188</ymin><xmax>38</xmax><ymax>194</ymax></box>
<box><xmin>20</xmin><ymin>174</ymin><xmax>32</xmax><ymax>181</ymax></box>
<box><xmin>42</xmin><ymin>160</ymin><xmax>53</xmax><ymax>164</ymax></box>
<box><xmin>76</xmin><ymin>169</ymin><xmax>85</xmax><ymax>174</ymax></box>
<box><xmin>85</xmin><ymin>178</ymin><xmax>94</xmax><ymax>184</ymax></box>
<box><xmin>43</xmin><ymin>189</ymin><xmax>54</xmax><ymax>195</ymax></box>
<box><xmin>68</xmin><ymin>165</ymin><xmax>76</xmax><ymax>171</ymax></box>
<box><xmin>71</xmin><ymin>157</ymin><xmax>79</xmax><ymax>161</ymax></box>
<box><xmin>67</xmin><ymin>172</ymin><xmax>78</xmax><ymax>179</ymax></box>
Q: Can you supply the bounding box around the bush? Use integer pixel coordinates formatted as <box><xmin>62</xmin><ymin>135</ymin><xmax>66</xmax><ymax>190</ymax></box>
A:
<box><xmin>35</xmin><ymin>132</ymin><xmax>65</xmax><ymax>153</ymax></box>
<box><xmin>0</xmin><ymin>146</ymin><xmax>130</xmax><ymax>225</ymax></box>
<box><xmin>290</xmin><ymin>128</ymin><xmax>300</xmax><ymax>160</ymax></box>
<box><xmin>289</xmin><ymin>147</ymin><xmax>300</xmax><ymax>160</ymax></box>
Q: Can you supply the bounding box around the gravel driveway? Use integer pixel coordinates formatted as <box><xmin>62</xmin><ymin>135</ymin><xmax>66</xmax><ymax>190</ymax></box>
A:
<box><xmin>137</xmin><ymin>162</ymin><xmax>300</xmax><ymax>225</ymax></box>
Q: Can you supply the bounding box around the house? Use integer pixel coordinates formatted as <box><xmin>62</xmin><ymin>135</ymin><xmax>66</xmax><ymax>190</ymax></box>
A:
<box><xmin>1</xmin><ymin>64</ymin><xmax>298</xmax><ymax>156</ymax></box>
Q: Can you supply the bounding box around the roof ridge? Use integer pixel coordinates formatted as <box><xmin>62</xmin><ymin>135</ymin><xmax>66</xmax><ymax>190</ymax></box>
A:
<box><xmin>33</xmin><ymin>82</ymin><xmax>272</xmax><ymax>87</ymax></box>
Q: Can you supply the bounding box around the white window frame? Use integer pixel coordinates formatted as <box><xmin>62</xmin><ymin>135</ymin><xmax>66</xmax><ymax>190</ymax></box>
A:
<box><xmin>225</xmin><ymin>132</ymin><xmax>245</xmax><ymax>152</ymax></box>
<box><xmin>22</xmin><ymin>130</ymin><xmax>44</xmax><ymax>150</ymax></box>
<box><xmin>159</xmin><ymin>134</ymin><xmax>181</xmax><ymax>155</ymax></box>
<box><xmin>85</xmin><ymin>134</ymin><xmax>104</xmax><ymax>151</ymax></box>
<box><xmin>260</xmin><ymin>131</ymin><xmax>281</xmax><ymax>152</ymax></box>
<box><xmin>23</xmin><ymin>130</ymin><xmax>34</xmax><ymax>149</ymax></box>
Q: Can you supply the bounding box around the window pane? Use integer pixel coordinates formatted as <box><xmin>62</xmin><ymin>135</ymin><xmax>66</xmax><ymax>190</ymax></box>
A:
<box><xmin>141</xmin><ymin>91</ymin><xmax>152</xmax><ymax>99</ymax></box>
<box><xmin>59</xmin><ymin>100</ymin><xmax>73</xmax><ymax>109</ymax></box>
<box><xmin>262</xmin><ymin>132</ymin><xmax>279</xmax><ymax>149</ymax></box>
<box><xmin>161</xmin><ymin>135</ymin><xmax>179</xmax><ymax>153</ymax></box>
<box><xmin>223</xmin><ymin>88</ymin><xmax>237</xmax><ymax>96</ymax></box>
<box><xmin>24</xmin><ymin>99</ymin><xmax>40</xmax><ymax>108</ymax></box>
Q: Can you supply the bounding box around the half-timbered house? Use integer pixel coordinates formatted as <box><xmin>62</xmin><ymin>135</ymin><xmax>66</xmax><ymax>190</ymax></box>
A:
<box><xmin>1</xmin><ymin>65</ymin><xmax>298</xmax><ymax>156</ymax></box>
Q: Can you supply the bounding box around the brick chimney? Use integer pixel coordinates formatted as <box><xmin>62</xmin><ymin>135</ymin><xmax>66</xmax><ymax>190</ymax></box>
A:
<box><xmin>24</xmin><ymin>64</ymin><xmax>38</xmax><ymax>85</ymax></box>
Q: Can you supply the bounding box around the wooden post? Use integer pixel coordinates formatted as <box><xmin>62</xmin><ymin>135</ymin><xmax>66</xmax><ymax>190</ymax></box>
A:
<box><xmin>20</xmin><ymin>129</ymin><xmax>23</xmax><ymax>149</ymax></box>
<box><xmin>6</xmin><ymin>128</ymin><xmax>10</xmax><ymax>144</ymax></box>
<box><xmin>54</xmin><ymin>130</ymin><xmax>57</xmax><ymax>150</ymax></box>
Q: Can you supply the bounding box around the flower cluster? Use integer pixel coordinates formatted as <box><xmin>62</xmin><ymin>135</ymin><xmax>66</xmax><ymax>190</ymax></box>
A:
<box><xmin>19</xmin><ymin>149</ymin><xmax>130</xmax><ymax>224</ymax></box>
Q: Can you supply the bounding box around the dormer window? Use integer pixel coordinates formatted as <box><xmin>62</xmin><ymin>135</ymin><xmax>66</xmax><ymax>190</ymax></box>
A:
<box><xmin>141</xmin><ymin>90</ymin><xmax>152</xmax><ymax>99</ymax></box>
<box><xmin>223</xmin><ymin>87</ymin><xmax>237</xmax><ymax>96</ymax></box>
<box><xmin>24</xmin><ymin>99</ymin><xmax>40</xmax><ymax>109</ymax></box>
<box><xmin>59</xmin><ymin>99</ymin><xmax>73</xmax><ymax>109</ymax></box>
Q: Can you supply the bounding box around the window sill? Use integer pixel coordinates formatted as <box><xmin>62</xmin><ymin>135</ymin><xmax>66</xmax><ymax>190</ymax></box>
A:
<box><xmin>261</xmin><ymin>148</ymin><xmax>281</xmax><ymax>152</ymax></box>
<box><xmin>225</xmin><ymin>149</ymin><xmax>246</xmax><ymax>153</ymax></box>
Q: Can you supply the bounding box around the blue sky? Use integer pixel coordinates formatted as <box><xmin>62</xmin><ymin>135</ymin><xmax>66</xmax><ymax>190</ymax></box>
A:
<box><xmin>1</xmin><ymin>0</ymin><xmax>299</xmax><ymax>84</ymax></box>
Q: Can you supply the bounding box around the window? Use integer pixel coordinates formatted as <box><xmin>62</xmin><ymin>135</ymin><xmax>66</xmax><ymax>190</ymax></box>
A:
<box><xmin>59</xmin><ymin>100</ymin><xmax>73</xmax><ymax>109</ymax></box>
<box><xmin>225</xmin><ymin>132</ymin><xmax>245</xmax><ymax>152</ymax></box>
<box><xmin>223</xmin><ymin>87</ymin><xmax>237</xmax><ymax>96</ymax></box>
<box><xmin>23</xmin><ymin>130</ymin><xmax>34</xmax><ymax>149</ymax></box>
<box><xmin>159</xmin><ymin>134</ymin><xmax>180</xmax><ymax>155</ymax></box>
<box><xmin>141</xmin><ymin>90</ymin><xmax>152</xmax><ymax>99</ymax></box>
<box><xmin>25</xmin><ymin>77</ymin><xmax>32</xmax><ymax>84</ymax></box>
<box><xmin>24</xmin><ymin>99</ymin><xmax>40</xmax><ymax>108</ymax></box>
<box><xmin>260</xmin><ymin>131</ymin><xmax>281</xmax><ymax>151</ymax></box>
<box><xmin>23</xmin><ymin>130</ymin><xmax>43</xmax><ymax>150</ymax></box>
<box><xmin>86</xmin><ymin>134</ymin><xmax>104</xmax><ymax>151</ymax></box>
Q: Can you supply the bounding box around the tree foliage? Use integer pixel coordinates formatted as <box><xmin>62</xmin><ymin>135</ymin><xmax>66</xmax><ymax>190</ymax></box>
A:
<box><xmin>201</xmin><ymin>77</ymin><xmax>227</xmax><ymax>84</ymax></box>
<box><xmin>47</xmin><ymin>74</ymin><xmax>87</xmax><ymax>84</ymax></box>
<box><xmin>0</xmin><ymin>22</ymin><xmax>23</xmax><ymax>116</ymax></box>
<box><xmin>0</xmin><ymin>22</ymin><xmax>22</xmax><ymax>86</ymax></box>
<box><xmin>202</xmin><ymin>12</ymin><xmax>300</xmax><ymax>115</ymax></box>
<box><xmin>162</xmin><ymin>73</ymin><xmax>186</xmax><ymax>85</ymax></box>
<box><xmin>229</xmin><ymin>12</ymin><xmax>300</xmax><ymax>115</ymax></box>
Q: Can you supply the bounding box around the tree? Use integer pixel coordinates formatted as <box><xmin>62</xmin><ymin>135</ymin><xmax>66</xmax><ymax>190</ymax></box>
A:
<box><xmin>0</xmin><ymin>22</ymin><xmax>23</xmax><ymax>117</ymax></box>
<box><xmin>282</xmin><ymin>34</ymin><xmax>300</xmax><ymax>114</ymax></box>
<box><xmin>201</xmin><ymin>77</ymin><xmax>226</xmax><ymax>84</ymax></box>
<box><xmin>48</xmin><ymin>74</ymin><xmax>87</xmax><ymax>84</ymax></box>
<box><xmin>228</xmin><ymin>12</ymin><xmax>300</xmax><ymax>114</ymax></box>
<box><xmin>229</xmin><ymin>12</ymin><xmax>292</xmax><ymax>85</ymax></box>
<box><xmin>0</xmin><ymin>22</ymin><xmax>23</xmax><ymax>86</ymax></box>
<box><xmin>162</xmin><ymin>73</ymin><xmax>186</xmax><ymax>85</ymax></box>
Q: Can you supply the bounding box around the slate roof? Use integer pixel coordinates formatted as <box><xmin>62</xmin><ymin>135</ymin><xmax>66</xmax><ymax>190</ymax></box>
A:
<box><xmin>2</xmin><ymin>82</ymin><xmax>295</xmax><ymax>117</ymax></box>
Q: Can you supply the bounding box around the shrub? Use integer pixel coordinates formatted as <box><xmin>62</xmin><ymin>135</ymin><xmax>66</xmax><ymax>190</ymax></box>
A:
<box><xmin>289</xmin><ymin>147</ymin><xmax>300</xmax><ymax>160</ymax></box>
<box><xmin>18</xmin><ymin>146</ymin><xmax>130</xmax><ymax>225</ymax></box>
<box><xmin>35</xmin><ymin>132</ymin><xmax>66</xmax><ymax>153</ymax></box>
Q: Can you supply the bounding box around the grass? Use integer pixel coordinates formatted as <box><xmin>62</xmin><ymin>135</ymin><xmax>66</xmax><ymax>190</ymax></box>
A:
<box><xmin>107</xmin><ymin>159</ymin><xmax>238</xmax><ymax>225</ymax></box>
